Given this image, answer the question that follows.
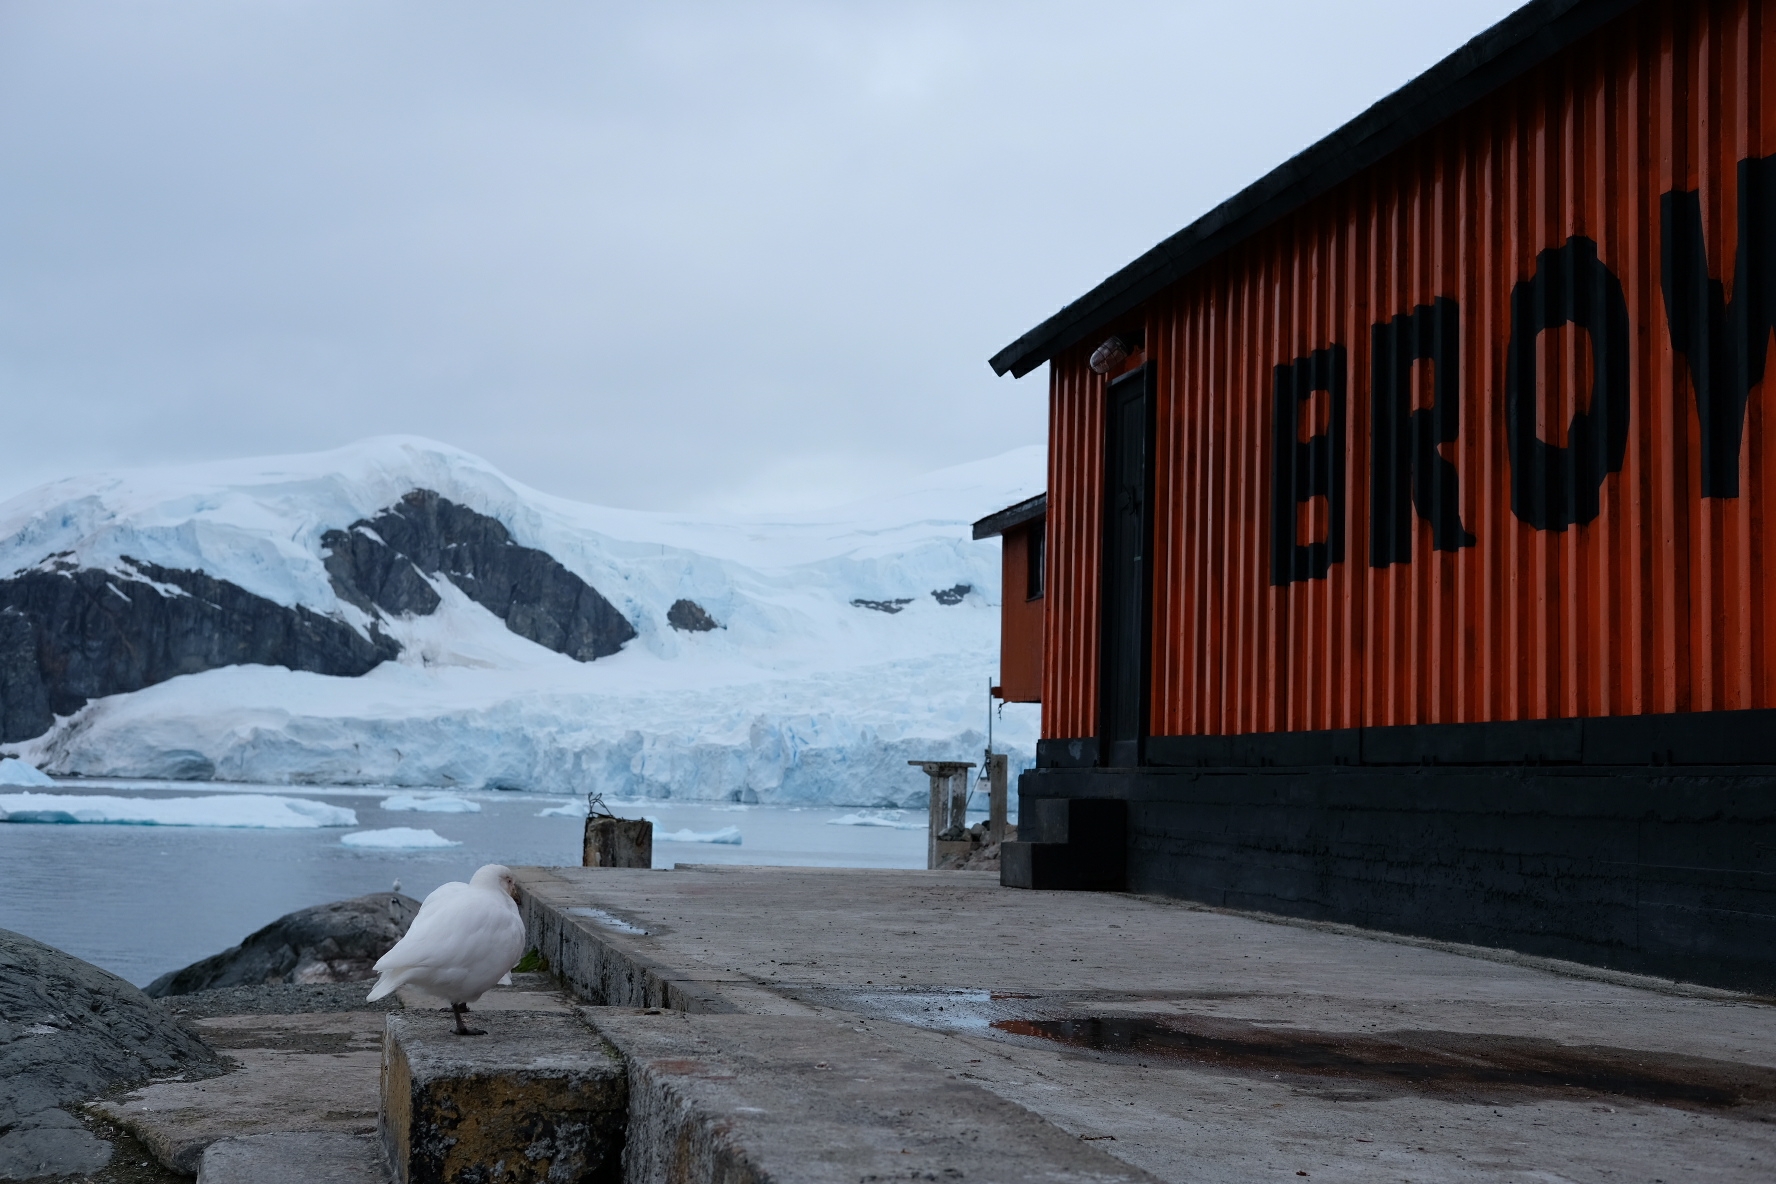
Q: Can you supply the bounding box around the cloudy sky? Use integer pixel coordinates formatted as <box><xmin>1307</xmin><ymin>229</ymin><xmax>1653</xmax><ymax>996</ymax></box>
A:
<box><xmin>0</xmin><ymin>0</ymin><xmax>1521</xmax><ymax>512</ymax></box>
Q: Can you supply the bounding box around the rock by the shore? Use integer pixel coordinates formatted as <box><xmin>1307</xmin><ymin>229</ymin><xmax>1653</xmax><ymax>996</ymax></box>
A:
<box><xmin>0</xmin><ymin>927</ymin><xmax>221</xmax><ymax>1179</ymax></box>
<box><xmin>146</xmin><ymin>892</ymin><xmax>421</xmax><ymax>998</ymax></box>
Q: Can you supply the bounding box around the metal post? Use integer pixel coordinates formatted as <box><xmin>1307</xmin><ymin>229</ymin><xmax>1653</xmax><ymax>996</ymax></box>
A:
<box><xmin>987</xmin><ymin>753</ymin><xmax>1009</xmax><ymax>845</ymax></box>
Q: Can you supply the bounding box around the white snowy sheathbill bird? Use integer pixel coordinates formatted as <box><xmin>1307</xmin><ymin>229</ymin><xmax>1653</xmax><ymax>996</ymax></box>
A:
<box><xmin>366</xmin><ymin>863</ymin><xmax>526</xmax><ymax>1035</ymax></box>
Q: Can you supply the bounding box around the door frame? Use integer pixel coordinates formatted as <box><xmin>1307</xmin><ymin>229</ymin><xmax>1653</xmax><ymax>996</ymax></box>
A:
<box><xmin>1098</xmin><ymin>363</ymin><xmax>1156</xmax><ymax>768</ymax></box>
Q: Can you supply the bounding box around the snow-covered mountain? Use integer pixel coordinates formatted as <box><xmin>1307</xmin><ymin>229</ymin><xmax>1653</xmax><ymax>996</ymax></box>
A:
<box><xmin>0</xmin><ymin>437</ymin><xmax>1042</xmax><ymax>805</ymax></box>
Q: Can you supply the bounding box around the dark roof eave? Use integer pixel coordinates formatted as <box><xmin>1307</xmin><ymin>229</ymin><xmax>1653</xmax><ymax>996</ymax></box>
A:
<box><xmin>988</xmin><ymin>0</ymin><xmax>1641</xmax><ymax>380</ymax></box>
<box><xmin>972</xmin><ymin>492</ymin><xmax>1047</xmax><ymax>540</ymax></box>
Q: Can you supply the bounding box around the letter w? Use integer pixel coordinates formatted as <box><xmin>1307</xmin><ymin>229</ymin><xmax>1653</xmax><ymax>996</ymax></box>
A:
<box><xmin>1661</xmin><ymin>154</ymin><xmax>1776</xmax><ymax>497</ymax></box>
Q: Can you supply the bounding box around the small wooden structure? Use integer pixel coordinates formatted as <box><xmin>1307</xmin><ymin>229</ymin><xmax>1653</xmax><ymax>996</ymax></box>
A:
<box><xmin>907</xmin><ymin>760</ymin><xmax>973</xmax><ymax>869</ymax></box>
<box><xmin>582</xmin><ymin>795</ymin><xmax>652</xmax><ymax>868</ymax></box>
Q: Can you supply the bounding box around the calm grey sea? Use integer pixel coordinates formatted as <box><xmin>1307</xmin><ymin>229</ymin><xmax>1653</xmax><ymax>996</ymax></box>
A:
<box><xmin>0</xmin><ymin>782</ymin><xmax>942</xmax><ymax>987</ymax></box>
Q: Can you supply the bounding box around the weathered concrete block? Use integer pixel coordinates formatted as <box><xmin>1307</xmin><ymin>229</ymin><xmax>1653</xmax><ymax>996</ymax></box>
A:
<box><xmin>380</xmin><ymin>1011</ymin><xmax>625</xmax><ymax>1184</ymax></box>
<box><xmin>584</xmin><ymin>1007</ymin><xmax>1162</xmax><ymax>1184</ymax></box>
<box><xmin>198</xmin><ymin>1132</ymin><xmax>388</xmax><ymax>1184</ymax></box>
<box><xmin>582</xmin><ymin>818</ymin><xmax>651</xmax><ymax>868</ymax></box>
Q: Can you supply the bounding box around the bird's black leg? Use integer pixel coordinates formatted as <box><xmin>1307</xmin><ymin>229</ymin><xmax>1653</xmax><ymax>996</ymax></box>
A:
<box><xmin>451</xmin><ymin>1002</ymin><xmax>486</xmax><ymax>1037</ymax></box>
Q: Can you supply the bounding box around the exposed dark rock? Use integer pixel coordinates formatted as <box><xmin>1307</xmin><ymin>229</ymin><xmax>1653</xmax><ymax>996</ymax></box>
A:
<box><xmin>0</xmin><ymin>1105</ymin><xmax>113</xmax><ymax>1180</ymax></box>
<box><xmin>851</xmin><ymin>598</ymin><xmax>913</xmax><ymax>614</ymax></box>
<box><xmin>0</xmin><ymin>558</ymin><xmax>400</xmax><ymax>743</ymax></box>
<box><xmin>145</xmin><ymin>892</ymin><xmax>421</xmax><ymax>998</ymax></box>
<box><xmin>931</xmin><ymin>584</ymin><xmax>972</xmax><ymax>606</ymax></box>
<box><xmin>0</xmin><ymin>928</ymin><xmax>222</xmax><ymax>1140</ymax></box>
<box><xmin>323</xmin><ymin>490</ymin><xmax>636</xmax><ymax>661</ymax></box>
<box><xmin>667</xmin><ymin>598</ymin><xmax>719</xmax><ymax>632</ymax></box>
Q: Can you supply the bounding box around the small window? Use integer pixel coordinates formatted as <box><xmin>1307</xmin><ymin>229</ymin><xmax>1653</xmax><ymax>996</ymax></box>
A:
<box><xmin>1026</xmin><ymin>519</ymin><xmax>1046</xmax><ymax>600</ymax></box>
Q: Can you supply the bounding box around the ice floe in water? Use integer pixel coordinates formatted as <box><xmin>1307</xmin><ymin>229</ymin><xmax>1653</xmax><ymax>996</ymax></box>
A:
<box><xmin>0</xmin><ymin>793</ymin><xmax>355</xmax><ymax>827</ymax></box>
<box><xmin>0</xmin><ymin>759</ymin><xmax>54</xmax><ymax>787</ymax></box>
<box><xmin>535</xmin><ymin>800</ymin><xmax>589</xmax><ymax>818</ymax></box>
<box><xmin>381</xmin><ymin>794</ymin><xmax>480</xmax><ymax>813</ymax></box>
<box><xmin>340</xmin><ymin>827</ymin><xmax>459</xmax><ymax>849</ymax></box>
<box><xmin>654</xmin><ymin>825</ymin><xmax>742</xmax><ymax>845</ymax></box>
<box><xmin>826</xmin><ymin>810</ymin><xmax>923</xmax><ymax>830</ymax></box>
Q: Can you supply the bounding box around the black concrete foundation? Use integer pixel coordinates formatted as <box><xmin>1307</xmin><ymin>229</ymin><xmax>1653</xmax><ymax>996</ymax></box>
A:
<box><xmin>1007</xmin><ymin>762</ymin><xmax>1776</xmax><ymax>994</ymax></box>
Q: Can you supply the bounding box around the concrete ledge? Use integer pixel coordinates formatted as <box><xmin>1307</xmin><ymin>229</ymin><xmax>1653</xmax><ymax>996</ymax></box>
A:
<box><xmin>380</xmin><ymin>1011</ymin><xmax>626</xmax><ymax>1184</ymax></box>
<box><xmin>518</xmin><ymin>868</ymin><xmax>745</xmax><ymax>1012</ymax></box>
<box><xmin>198</xmin><ymin>1132</ymin><xmax>388</xmax><ymax>1184</ymax></box>
<box><xmin>583</xmin><ymin>1006</ymin><xmax>1162</xmax><ymax>1184</ymax></box>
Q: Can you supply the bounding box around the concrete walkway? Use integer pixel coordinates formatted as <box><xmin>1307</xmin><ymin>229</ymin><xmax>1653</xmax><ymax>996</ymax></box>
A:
<box><xmin>517</xmin><ymin>864</ymin><xmax>1776</xmax><ymax>1183</ymax></box>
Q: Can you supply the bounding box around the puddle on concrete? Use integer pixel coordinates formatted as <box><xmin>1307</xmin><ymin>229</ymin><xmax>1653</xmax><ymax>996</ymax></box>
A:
<box><xmin>565</xmin><ymin>905</ymin><xmax>650</xmax><ymax>935</ymax></box>
<box><xmin>993</xmin><ymin>1015</ymin><xmax>1776</xmax><ymax>1116</ymax></box>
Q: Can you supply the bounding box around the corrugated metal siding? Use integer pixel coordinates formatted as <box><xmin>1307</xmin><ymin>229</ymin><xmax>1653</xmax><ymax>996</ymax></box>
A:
<box><xmin>1045</xmin><ymin>0</ymin><xmax>1776</xmax><ymax>739</ymax></box>
<box><xmin>997</xmin><ymin>523</ymin><xmax>1045</xmax><ymax>702</ymax></box>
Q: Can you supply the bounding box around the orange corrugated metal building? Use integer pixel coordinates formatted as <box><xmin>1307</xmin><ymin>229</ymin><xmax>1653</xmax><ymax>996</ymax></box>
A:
<box><xmin>972</xmin><ymin>494</ymin><xmax>1046</xmax><ymax>704</ymax></box>
<box><xmin>991</xmin><ymin>0</ymin><xmax>1776</xmax><ymax>992</ymax></box>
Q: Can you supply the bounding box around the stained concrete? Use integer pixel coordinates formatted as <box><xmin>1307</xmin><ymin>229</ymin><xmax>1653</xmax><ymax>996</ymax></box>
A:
<box><xmin>517</xmin><ymin>864</ymin><xmax>1776</xmax><ymax>1183</ymax></box>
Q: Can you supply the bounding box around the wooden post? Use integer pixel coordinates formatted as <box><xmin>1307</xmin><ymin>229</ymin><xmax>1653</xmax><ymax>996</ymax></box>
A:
<box><xmin>987</xmin><ymin>752</ymin><xmax>1009</xmax><ymax>844</ymax></box>
<box><xmin>908</xmin><ymin>760</ymin><xmax>975</xmax><ymax>869</ymax></box>
<box><xmin>583</xmin><ymin>817</ymin><xmax>653</xmax><ymax>868</ymax></box>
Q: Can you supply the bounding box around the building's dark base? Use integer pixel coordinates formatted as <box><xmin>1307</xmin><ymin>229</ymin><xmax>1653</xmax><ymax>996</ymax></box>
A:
<box><xmin>1005</xmin><ymin>764</ymin><xmax>1776</xmax><ymax>994</ymax></box>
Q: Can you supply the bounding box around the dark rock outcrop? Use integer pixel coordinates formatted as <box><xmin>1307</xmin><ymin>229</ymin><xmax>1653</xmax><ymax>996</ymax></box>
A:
<box><xmin>0</xmin><ymin>557</ymin><xmax>400</xmax><ymax>743</ymax></box>
<box><xmin>323</xmin><ymin>491</ymin><xmax>636</xmax><ymax>661</ymax></box>
<box><xmin>667</xmin><ymin>598</ymin><xmax>719</xmax><ymax>632</ymax></box>
<box><xmin>145</xmin><ymin>892</ymin><xmax>421</xmax><ymax>998</ymax></box>
<box><xmin>0</xmin><ymin>927</ymin><xmax>221</xmax><ymax>1160</ymax></box>
<box><xmin>851</xmin><ymin>598</ymin><xmax>913</xmax><ymax>614</ymax></box>
<box><xmin>931</xmin><ymin>584</ymin><xmax>971</xmax><ymax>606</ymax></box>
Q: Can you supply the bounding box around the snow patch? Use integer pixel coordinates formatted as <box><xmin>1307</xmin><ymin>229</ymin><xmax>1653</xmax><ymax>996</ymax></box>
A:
<box><xmin>0</xmin><ymin>793</ymin><xmax>355</xmax><ymax>827</ymax></box>
<box><xmin>340</xmin><ymin>827</ymin><xmax>459</xmax><ymax>849</ymax></box>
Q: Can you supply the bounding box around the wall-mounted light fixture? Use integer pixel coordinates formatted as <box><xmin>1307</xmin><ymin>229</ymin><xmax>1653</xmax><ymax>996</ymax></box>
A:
<box><xmin>1088</xmin><ymin>336</ymin><xmax>1129</xmax><ymax>374</ymax></box>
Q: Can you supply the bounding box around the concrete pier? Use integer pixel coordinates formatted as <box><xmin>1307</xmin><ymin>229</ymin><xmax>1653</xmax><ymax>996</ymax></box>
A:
<box><xmin>516</xmin><ymin>863</ymin><xmax>1776</xmax><ymax>1183</ymax></box>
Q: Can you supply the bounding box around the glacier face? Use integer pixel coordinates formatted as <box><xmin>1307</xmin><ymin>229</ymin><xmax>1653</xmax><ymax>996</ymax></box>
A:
<box><xmin>4</xmin><ymin>437</ymin><xmax>1042</xmax><ymax>805</ymax></box>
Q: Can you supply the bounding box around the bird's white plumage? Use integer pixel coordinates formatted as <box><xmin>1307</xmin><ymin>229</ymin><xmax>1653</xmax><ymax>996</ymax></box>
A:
<box><xmin>366</xmin><ymin>864</ymin><xmax>526</xmax><ymax>1005</ymax></box>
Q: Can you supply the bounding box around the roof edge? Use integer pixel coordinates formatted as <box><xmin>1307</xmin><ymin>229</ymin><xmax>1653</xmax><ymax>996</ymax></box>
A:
<box><xmin>972</xmin><ymin>493</ymin><xmax>1047</xmax><ymax>540</ymax></box>
<box><xmin>989</xmin><ymin>0</ymin><xmax>1641</xmax><ymax>379</ymax></box>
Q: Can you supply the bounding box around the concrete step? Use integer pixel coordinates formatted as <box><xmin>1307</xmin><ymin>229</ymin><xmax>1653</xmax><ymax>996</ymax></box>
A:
<box><xmin>378</xmin><ymin>1005</ymin><xmax>1159</xmax><ymax>1184</ymax></box>
<box><xmin>379</xmin><ymin>1010</ymin><xmax>626</xmax><ymax>1184</ymax></box>
<box><xmin>198</xmin><ymin>1132</ymin><xmax>389</xmax><ymax>1184</ymax></box>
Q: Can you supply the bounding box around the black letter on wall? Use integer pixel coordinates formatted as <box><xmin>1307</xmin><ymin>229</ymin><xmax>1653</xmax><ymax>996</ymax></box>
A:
<box><xmin>1504</xmin><ymin>236</ymin><xmax>1631</xmax><ymax>531</ymax></box>
<box><xmin>1269</xmin><ymin>345</ymin><xmax>1346</xmax><ymax>585</ymax></box>
<box><xmin>1369</xmin><ymin>297</ymin><xmax>1475</xmax><ymax>566</ymax></box>
<box><xmin>1661</xmin><ymin>154</ymin><xmax>1776</xmax><ymax>497</ymax></box>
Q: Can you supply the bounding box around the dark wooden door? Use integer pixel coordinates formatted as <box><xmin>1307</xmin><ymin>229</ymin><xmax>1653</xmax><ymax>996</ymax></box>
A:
<box><xmin>1100</xmin><ymin>366</ymin><xmax>1152</xmax><ymax>768</ymax></box>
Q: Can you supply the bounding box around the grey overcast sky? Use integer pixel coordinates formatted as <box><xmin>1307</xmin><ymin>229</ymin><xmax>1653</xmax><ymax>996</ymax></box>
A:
<box><xmin>0</xmin><ymin>0</ymin><xmax>1522</xmax><ymax>512</ymax></box>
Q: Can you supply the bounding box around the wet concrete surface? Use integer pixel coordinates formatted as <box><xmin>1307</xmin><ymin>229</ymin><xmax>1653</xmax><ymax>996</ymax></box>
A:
<box><xmin>517</xmin><ymin>864</ymin><xmax>1776</xmax><ymax>1183</ymax></box>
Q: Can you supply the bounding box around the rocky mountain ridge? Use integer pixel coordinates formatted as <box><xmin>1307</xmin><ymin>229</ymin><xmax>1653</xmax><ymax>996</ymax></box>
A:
<box><xmin>0</xmin><ymin>488</ymin><xmax>637</xmax><ymax>743</ymax></box>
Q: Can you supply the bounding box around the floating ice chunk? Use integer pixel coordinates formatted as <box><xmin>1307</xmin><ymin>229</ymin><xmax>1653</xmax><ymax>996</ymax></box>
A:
<box><xmin>0</xmin><ymin>759</ymin><xmax>53</xmax><ymax>787</ymax></box>
<box><xmin>381</xmin><ymin>794</ymin><xmax>480</xmax><ymax>813</ymax></box>
<box><xmin>340</xmin><ymin>827</ymin><xmax>460</xmax><ymax>849</ymax></box>
<box><xmin>826</xmin><ymin>810</ymin><xmax>923</xmax><ymax>830</ymax></box>
<box><xmin>654</xmin><ymin>825</ymin><xmax>742</xmax><ymax>845</ymax></box>
<box><xmin>536</xmin><ymin>800</ymin><xmax>588</xmax><ymax>818</ymax></box>
<box><xmin>0</xmin><ymin>793</ymin><xmax>355</xmax><ymax>827</ymax></box>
